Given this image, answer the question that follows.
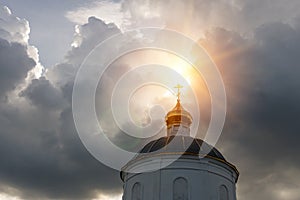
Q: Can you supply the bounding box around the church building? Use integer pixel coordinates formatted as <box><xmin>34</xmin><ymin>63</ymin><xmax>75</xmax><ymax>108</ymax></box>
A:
<box><xmin>120</xmin><ymin>90</ymin><xmax>239</xmax><ymax>200</ymax></box>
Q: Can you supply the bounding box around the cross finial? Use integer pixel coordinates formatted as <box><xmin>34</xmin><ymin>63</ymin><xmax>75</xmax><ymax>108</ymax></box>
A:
<box><xmin>174</xmin><ymin>84</ymin><xmax>183</xmax><ymax>101</ymax></box>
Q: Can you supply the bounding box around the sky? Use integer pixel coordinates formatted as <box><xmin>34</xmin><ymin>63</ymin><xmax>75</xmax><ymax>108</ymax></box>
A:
<box><xmin>0</xmin><ymin>0</ymin><xmax>300</xmax><ymax>199</ymax></box>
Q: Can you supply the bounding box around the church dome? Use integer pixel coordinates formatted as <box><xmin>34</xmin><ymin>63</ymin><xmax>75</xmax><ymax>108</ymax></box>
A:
<box><xmin>122</xmin><ymin>85</ymin><xmax>238</xmax><ymax>176</ymax></box>
<box><xmin>138</xmin><ymin>135</ymin><xmax>226</xmax><ymax>161</ymax></box>
<box><xmin>122</xmin><ymin>135</ymin><xmax>239</xmax><ymax>182</ymax></box>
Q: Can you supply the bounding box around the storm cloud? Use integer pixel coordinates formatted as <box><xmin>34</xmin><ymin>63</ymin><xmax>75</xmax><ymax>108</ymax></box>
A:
<box><xmin>0</xmin><ymin>9</ymin><xmax>122</xmax><ymax>199</ymax></box>
<box><xmin>0</xmin><ymin>1</ymin><xmax>299</xmax><ymax>200</ymax></box>
<box><xmin>0</xmin><ymin>38</ymin><xmax>35</xmax><ymax>98</ymax></box>
<box><xmin>200</xmin><ymin>23</ymin><xmax>300</xmax><ymax>200</ymax></box>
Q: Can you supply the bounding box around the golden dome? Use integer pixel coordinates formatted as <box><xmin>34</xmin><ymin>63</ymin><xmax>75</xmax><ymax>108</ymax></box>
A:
<box><xmin>165</xmin><ymin>84</ymin><xmax>192</xmax><ymax>129</ymax></box>
<box><xmin>165</xmin><ymin>99</ymin><xmax>193</xmax><ymax>128</ymax></box>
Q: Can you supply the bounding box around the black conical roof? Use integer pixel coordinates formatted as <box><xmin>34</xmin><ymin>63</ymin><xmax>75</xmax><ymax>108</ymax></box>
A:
<box><xmin>139</xmin><ymin>135</ymin><xmax>226</xmax><ymax>161</ymax></box>
<box><xmin>121</xmin><ymin>136</ymin><xmax>239</xmax><ymax>182</ymax></box>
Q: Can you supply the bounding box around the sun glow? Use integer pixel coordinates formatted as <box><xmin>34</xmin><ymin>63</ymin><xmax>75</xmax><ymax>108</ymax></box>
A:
<box><xmin>97</xmin><ymin>46</ymin><xmax>211</xmax><ymax>138</ymax></box>
<box><xmin>170</xmin><ymin>64</ymin><xmax>193</xmax><ymax>86</ymax></box>
<box><xmin>109</xmin><ymin>48</ymin><xmax>209</xmax><ymax>105</ymax></box>
<box><xmin>93</xmin><ymin>193</ymin><xmax>122</xmax><ymax>200</ymax></box>
<box><xmin>156</xmin><ymin>50</ymin><xmax>199</xmax><ymax>89</ymax></box>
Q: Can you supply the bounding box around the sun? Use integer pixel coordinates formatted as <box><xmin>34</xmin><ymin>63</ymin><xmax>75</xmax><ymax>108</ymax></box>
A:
<box><xmin>160</xmin><ymin>51</ymin><xmax>197</xmax><ymax>88</ymax></box>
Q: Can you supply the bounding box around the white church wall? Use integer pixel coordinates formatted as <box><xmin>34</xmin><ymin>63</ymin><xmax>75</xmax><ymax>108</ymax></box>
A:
<box><xmin>122</xmin><ymin>155</ymin><xmax>238</xmax><ymax>200</ymax></box>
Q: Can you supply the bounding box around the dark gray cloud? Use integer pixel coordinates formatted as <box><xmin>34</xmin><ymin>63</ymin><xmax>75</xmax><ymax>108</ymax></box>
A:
<box><xmin>0</xmin><ymin>38</ymin><xmax>35</xmax><ymax>98</ymax></box>
<box><xmin>0</xmin><ymin>102</ymin><xmax>122</xmax><ymax>199</ymax></box>
<box><xmin>19</xmin><ymin>77</ymin><xmax>66</xmax><ymax>110</ymax></box>
<box><xmin>200</xmin><ymin>22</ymin><xmax>300</xmax><ymax>200</ymax></box>
<box><xmin>0</xmin><ymin>17</ymin><xmax>122</xmax><ymax>199</ymax></box>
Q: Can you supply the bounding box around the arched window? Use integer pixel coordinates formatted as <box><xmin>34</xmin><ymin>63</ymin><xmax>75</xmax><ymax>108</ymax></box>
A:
<box><xmin>219</xmin><ymin>185</ymin><xmax>229</xmax><ymax>200</ymax></box>
<box><xmin>132</xmin><ymin>182</ymin><xmax>142</xmax><ymax>200</ymax></box>
<box><xmin>173</xmin><ymin>177</ymin><xmax>188</xmax><ymax>200</ymax></box>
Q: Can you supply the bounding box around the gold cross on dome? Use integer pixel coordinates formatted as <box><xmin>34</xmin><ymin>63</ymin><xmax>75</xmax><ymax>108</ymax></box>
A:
<box><xmin>174</xmin><ymin>84</ymin><xmax>183</xmax><ymax>101</ymax></box>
